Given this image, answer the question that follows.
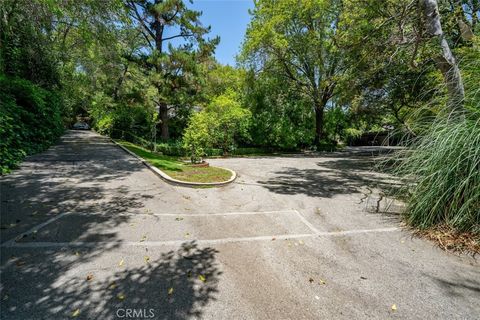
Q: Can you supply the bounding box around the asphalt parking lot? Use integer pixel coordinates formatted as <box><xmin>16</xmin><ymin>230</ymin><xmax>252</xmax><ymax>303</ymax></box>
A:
<box><xmin>1</xmin><ymin>130</ymin><xmax>478</xmax><ymax>319</ymax></box>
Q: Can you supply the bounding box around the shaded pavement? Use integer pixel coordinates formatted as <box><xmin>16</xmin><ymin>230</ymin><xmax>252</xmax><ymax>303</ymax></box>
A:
<box><xmin>0</xmin><ymin>131</ymin><xmax>478</xmax><ymax>319</ymax></box>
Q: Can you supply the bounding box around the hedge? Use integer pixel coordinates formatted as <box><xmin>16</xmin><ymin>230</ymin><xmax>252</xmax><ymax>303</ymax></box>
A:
<box><xmin>0</xmin><ymin>75</ymin><xmax>64</xmax><ymax>174</ymax></box>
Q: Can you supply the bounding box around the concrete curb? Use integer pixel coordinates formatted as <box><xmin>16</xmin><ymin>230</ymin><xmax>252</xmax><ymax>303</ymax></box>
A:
<box><xmin>111</xmin><ymin>139</ymin><xmax>237</xmax><ymax>187</ymax></box>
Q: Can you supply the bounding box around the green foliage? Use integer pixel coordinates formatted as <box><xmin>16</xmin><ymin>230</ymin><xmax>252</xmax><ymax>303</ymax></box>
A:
<box><xmin>0</xmin><ymin>75</ymin><xmax>64</xmax><ymax>173</ymax></box>
<box><xmin>118</xmin><ymin>141</ymin><xmax>183</xmax><ymax>171</ymax></box>
<box><xmin>392</xmin><ymin>114</ymin><xmax>480</xmax><ymax>234</ymax></box>
<box><xmin>118</xmin><ymin>140</ymin><xmax>232</xmax><ymax>183</ymax></box>
<box><xmin>244</xmin><ymin>71</ymin><xmax>315</xmax><ymax>149</ymax></box>
<box><xmin>242</xmin><ymin>0</ymin><xmax>342</xmax><ymax>143</ymax></box>
<box><xmin>390</xmin><ymin>38</ymin><xmax>480</xmax><ymax>234</ymax></box>
<box><xmin>183</xmin><ymin>91</ymin><xmax>251</xmax><ymax>162</ymax></box>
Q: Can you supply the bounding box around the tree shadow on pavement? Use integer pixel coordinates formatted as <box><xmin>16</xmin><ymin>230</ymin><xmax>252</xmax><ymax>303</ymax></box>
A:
<box><xmin>257</xmin><ymin>156</ymin><xmax>400</xmax><ymax>199</ymax></box>
<box><xmin>0</xmin><ymin>131</ymin><xmax>146</xmax><ymax>243</ymax></box>
<box><xmin>1</xmin><ymin>131</ymin><xmax>222</xmax><ymax>319</ymax></box>
<box><xmin>0</xmin><ymin>242</ymin><xmax>220</xmax><ymax>320</ymax></box>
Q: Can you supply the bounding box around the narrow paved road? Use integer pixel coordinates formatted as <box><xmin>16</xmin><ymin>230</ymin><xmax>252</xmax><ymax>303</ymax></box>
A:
<box><xmin>1</xmin><ymin>131</ymin><xmax>478</xmax><ymax>319</ymax></box>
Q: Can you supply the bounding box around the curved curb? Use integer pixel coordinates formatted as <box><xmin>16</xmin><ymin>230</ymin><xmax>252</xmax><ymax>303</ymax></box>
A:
<box><xmin>111</xmin><ymin>139</ymin><xmax>237</xmax><ymax>187</ymax></box>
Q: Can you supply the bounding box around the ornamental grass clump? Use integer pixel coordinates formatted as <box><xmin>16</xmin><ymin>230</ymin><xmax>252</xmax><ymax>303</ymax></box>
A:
<box><xmin>393</xmin><ymin>114</ymin><xmax>480</xmax><ymax>234</ymax></box>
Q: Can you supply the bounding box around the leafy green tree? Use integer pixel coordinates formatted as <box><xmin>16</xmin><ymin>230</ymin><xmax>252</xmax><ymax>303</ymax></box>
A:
<box><xmin>242</xmin><ymin>0</ymin><xmax>343</xmax><ymax>144</ymax></box>
<box><xmin>244</xmin><ymin>69</ymin><xmax>315</xmax><ymax>149</ymax></box>
<box><xmin>183</xmin><ymin>90</ymin><xmax>251</xmax><ymax>162</ymax></box>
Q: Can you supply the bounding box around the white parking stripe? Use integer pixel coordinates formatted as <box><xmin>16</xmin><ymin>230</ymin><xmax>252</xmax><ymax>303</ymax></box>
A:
<box><xmin>66</xmin><ymin>210</ymin><xmax>299</xmax><ymax>217</ymax></box>
<box><xmin>1</xmin><ymin>227</ymin><xmax>400</xmax><ymax>248</ymax></box>
<box><xmin>0</xmin><ymin>212</ymin><xmax>70</xmax><ymax>246</ymax></box>
<box><xmin>294</xmin><ymin>210</ymin><xmax>321</xmax><ymax>234</ymax></box>
<box><xmin>0</xmin><ymin>210</ymin><xmax>299</xmax><ymax>246</ymax></box>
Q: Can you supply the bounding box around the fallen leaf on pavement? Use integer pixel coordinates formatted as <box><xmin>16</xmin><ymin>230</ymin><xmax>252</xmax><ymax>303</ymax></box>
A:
<box><xmin>391</xmin><ymin>304</ymin><xmax>397</xmax><ymax>311</ymax></box>
<box><xmin>360</xmin><ymin>276</ymin><xmax>367</xmax><ymax>280</ymax></box>
<box><xmin>72</xmin><ymin>309</ymin><xmax>80</xmax><ymax>317</ymax></box>
<box><xmin>198</xmin><ymin>275</ymin><xmax>206</xmax><ymax>282</ymax></box>
<box><xmin>319</xmin><ymin>279</ymin><xmax>326</xmax><ymax>285</ymax></box>
<box><xmin>299</xmin><ymin>240</ymin><xmax>304</xmax><ymax>245</ymax></box>
<box><xmin>144</xmin><ymin>256</ymin><xmax>150</xmax><ymax>263</ymax></box>
<box><xmin>168</xmin><ymin>287</ymin><xmax>174</xmax><ymax>295</ymax></box>
<box><xmin>175</xmin><ymin>217</ymin><xmax>184</xmax><ymax>221</ymax></box>
<box><xmin>271</xmin><ymin>237</ymin><xmax>276</xmax><ymax>241</ymax></box>
<box><xmin>118</xmin><ymin>259</ymin><xmax>124</xmax><ymax>267</ymax></box>
<box><xmin>309</xmin><ymin>278</ymin><xmax>314</xmax><ymax>283</ymax></box>
<box><xmin>86</xmin><ymin>274</ymin><xmax>94</xmax><ymax>281</ymax></box>
<box><xmin>315</xmin><ymin>295</ymin><xmax>320</xmax><ymax>300</ymax></box>
<box><xmin>117</xmin><ymin>293</ymin><xmax>125</xmax><ymax>301</ymax></box>
<box><xmin>109</xmin><ymin>282</ymin><xmax>117</xmax><ymax>289</ymax></box>
<box><xmin>140</xmin><ymin>235</ymin><xmax>147</xmax><ymax>242</ymax></box>
<box><xmin>184</xmin><ymin>233</ymin><xmax>190</xmax><ymax>238</ymax></box>
<box><xmin>74</xmin><ymin>251</ymin><xmax>80</xmax><ymax>256</ymax></box>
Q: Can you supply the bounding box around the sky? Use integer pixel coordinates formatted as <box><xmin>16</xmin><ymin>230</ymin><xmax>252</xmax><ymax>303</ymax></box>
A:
<box><xmin>188</xmin><ymin>0</ymin><xmax>254</xmax><ymax>66</ymax></box>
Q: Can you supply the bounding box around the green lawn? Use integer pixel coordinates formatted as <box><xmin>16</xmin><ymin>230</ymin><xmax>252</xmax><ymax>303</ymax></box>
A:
<box><xmin>117</xmin><ymin>141</ymin><xmax>232</xmax><ymax>183</ymax></box>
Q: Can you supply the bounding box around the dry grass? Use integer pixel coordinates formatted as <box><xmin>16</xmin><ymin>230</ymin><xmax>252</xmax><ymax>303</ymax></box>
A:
<box><xmin>414</xmin><ymin>225</ymin><xmax>480</xmax><ymax>256</ymax></box>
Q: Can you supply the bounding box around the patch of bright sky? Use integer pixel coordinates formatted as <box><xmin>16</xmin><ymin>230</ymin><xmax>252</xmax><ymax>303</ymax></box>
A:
<box><xmin>186</xmin><ymin>0</ymin><xmax>254</xmax><ymax>66</ymax></box>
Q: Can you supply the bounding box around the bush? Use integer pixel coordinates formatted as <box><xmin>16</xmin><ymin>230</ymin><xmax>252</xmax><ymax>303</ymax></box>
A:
<box><xmin>156</xmin><ymin>141</ymin><xmax>186</xmax><ymax>157</ymax></box>
<box><xmin>183</xmin><ymin>91</ymin><xmax>251</xmax><ymax>162</ymax></box>
<box><xmin>0</xmin><ymin>75</ymin><xmax>64</xmax><ymax>174</ymax></box>
<box><xmin>393</xmin><ymin>114</ymin><xmax>480</xmax><ymax>234</ymax></box>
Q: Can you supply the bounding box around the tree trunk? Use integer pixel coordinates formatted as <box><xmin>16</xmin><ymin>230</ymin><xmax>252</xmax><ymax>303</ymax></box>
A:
<box><xmin>421</xmin><ymin>0</ymin><xmax>465</xmax><ymax>112</ymax></box>
<box><xmin>314</xmin><ymin>105</ymin><xmax>324</xmax><ymax>145</ymax></box>
<box><xmin>159</xmin><ymin>103</ymin><xmax>169</xmax><ymax>141</ymax></box>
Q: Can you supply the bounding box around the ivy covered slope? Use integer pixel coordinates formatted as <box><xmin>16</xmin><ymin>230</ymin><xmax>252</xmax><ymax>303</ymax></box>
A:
<box><xmin>0</xmin><ymin>76</ymin><xmax>64</xmax><ymax>174</ymax></box>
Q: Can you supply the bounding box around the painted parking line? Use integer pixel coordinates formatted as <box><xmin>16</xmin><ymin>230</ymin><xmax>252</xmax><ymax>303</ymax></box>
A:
<box><xmin>0</xmin><ymin>208</ymin><xmax>401</xmax><ymax>248</ymax></box>
<box><xmin>1</xmin><ymin>227</ymin><xmax>400</xmax><ymax>248</ymax></box>
<box><xmin>0</xmin><ymin>212</ymin><xmax>71</xmax><ymax>247</ymax></box>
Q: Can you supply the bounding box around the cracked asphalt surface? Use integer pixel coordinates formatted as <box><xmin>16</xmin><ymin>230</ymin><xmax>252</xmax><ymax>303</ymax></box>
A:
<box><xmin>0</xmin><ymin>130</ymin><xmax>478</xmax><ymax>319</ymax></box>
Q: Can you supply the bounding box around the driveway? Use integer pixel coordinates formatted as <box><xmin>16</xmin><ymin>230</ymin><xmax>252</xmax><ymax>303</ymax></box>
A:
<box><xmin>0</xmin><ymin>130</ymin><xmax>478</xmax><ymax>319</ymax></box>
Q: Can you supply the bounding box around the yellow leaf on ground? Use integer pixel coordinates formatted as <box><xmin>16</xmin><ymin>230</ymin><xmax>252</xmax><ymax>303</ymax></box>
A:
<box><xmin>144</xmin><ymin>256</ymin><xmax>150</xmax><ymax>263</ymax></box>
<box><xmin>118</xmin><ymin>259</ymin><xmax>124</xmax><ymax>267</ymax></box>
<box><xmin>109</xmin><ymin>282</ymin><xmax>117</xmax><ymax>289</ymax></box>
<box><xmin>198</xmin><ymin>275</ymin><xmax>206</xmax><ymax>282</ymax></box>
<box><xmin>391</xmin><ymin>304</ymin><xmax>397</xmax><ymax>311</ymax></box>
<box><xmin>117</xmin><ymin>293</ymin><xmax>125</xmax><ymax>300</ymax></box>
<box><xmin>72</xmin><ymin>309</ymin><xmax>80</xmax><ymax>317</ymax></box>
<box><xmin>168</xmin><ymin>287</ymin><xmax>174</xmax><ymax>295</ymax></box>
<box><xmin>140</xmin><ymin>235</ymin><xmax>147</xmax><ymax>242</ymax></box>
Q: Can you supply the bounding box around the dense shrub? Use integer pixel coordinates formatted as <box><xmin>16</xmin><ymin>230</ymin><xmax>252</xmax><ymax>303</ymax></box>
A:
<box><xmin>183</xmin><ymin>91</ymin><xmax>251</xmax><ymax>162</ymax></box>
<box><xmin>0</xmin><ymin>75</ymin><xmax>64</xmax><ymax>174</ymax></box>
